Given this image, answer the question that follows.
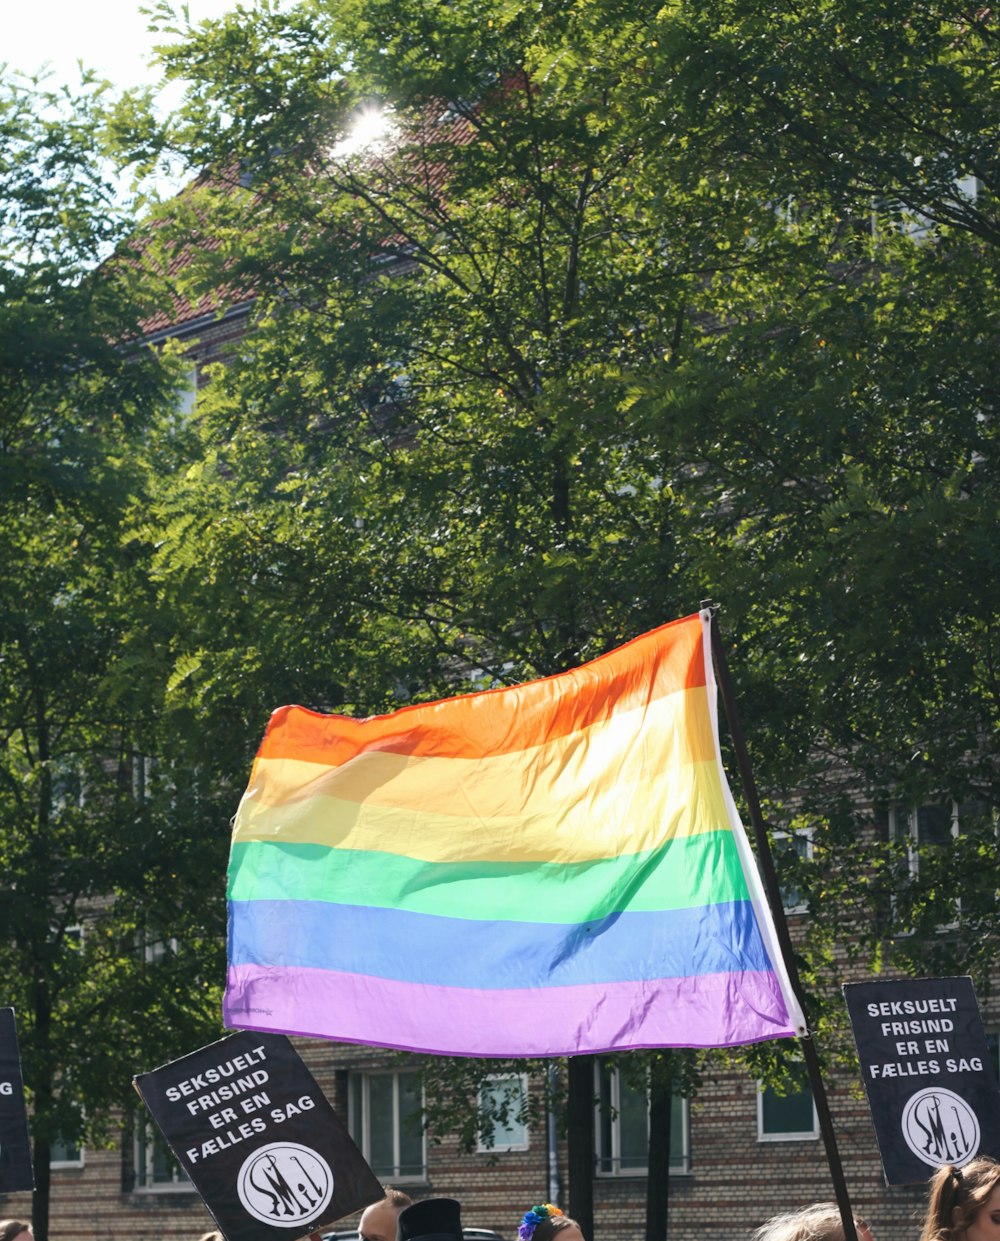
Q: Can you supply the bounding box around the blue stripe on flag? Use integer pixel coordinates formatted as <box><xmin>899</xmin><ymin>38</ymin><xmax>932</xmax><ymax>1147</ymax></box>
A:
<box><xmin>227</xmin><ymin>898</ymin><xmax>774</xmax><ymax>988</ymax></box>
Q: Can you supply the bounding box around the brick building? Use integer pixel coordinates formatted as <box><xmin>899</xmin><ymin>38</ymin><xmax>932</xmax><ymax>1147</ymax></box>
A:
<box><xmin>6</xmin><ymin>1001</ymin><xmax>990</xmax><ymax>1241</ymax></box>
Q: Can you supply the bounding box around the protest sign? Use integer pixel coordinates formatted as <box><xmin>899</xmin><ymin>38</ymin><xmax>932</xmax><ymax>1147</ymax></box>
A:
<box><xmin>844</xmin><ymin>976</ymin><xmax>1000</xmax><ymax>1184</ymax></box>
<box><xmin>0</xmin><ymin>1008</ymin><xmax>34</xmax><ymax>1191</ymax></box>
<box><xmin>134</xmin><ymin>1030</ymin><xmax>382</xmax><ymax>1241</ymax></box>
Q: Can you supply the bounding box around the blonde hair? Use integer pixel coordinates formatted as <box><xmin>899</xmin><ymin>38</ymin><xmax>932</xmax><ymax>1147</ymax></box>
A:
<box><xmin>753</xmin><ymin>1204</ymin><xmax>870</xmax><ymax>1241</ymax></box>
<box><xmin>533</xmin><ymin>1217</ymin><xmax>581</xmax><ymax>1241</ymax></box>
<box><xmin>920</xmin><ymin>1160</ymin><xmax>1000</xmax><ymax>1241</ymax></box>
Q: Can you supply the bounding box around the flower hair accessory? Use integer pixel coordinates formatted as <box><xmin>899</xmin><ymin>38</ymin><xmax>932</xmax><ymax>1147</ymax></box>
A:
<box><xmin>519</xmin><ymin>1205</ymin><xmax>564</xmax><ymax>1241</ymax></box>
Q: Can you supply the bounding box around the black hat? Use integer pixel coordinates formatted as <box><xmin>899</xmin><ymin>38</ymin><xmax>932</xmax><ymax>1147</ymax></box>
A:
<box><xmin>397</xmin><ymin>1198</ymin><xmax>463</xmax><ymax>1241</ymax></box>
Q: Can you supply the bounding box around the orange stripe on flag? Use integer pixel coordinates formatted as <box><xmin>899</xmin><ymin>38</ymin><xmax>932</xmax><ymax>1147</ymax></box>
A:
<box><xmin>256</xmin><ymin>613</ymin><xmax>705</xmax><ymax>767</ymax></box>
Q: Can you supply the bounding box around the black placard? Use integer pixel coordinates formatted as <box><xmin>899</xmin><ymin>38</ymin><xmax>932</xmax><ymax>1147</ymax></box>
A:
<box><xmin>134</xmin><ymin>1031</ymin><xmax>382</xmax><ymax>1241</ymax></box>
<box><xmin>0</xmin><ymin>1008</ymin><xmax>34</xmax><ymax>1191</ymax></box>
<box><xmin>844</xmin><ymin>977</ymin><xmax>1000</xmax><ymax>1185</ymax></box>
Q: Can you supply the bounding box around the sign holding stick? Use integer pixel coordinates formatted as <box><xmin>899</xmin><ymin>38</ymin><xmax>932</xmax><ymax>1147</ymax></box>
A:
<box><xmin>134</xmin><ymin>1030</ymin><xmax>382</xmax><ymax>1241</ymax></box>
<box><xmin>0</xmin><ymin>1008</ymin><xmax>34</xmax><ymax>1192</ymax></box>
<box><xmin>844</xmin><ymin>977</ymin><xmax>1000</xmax><ymax>1185</ymax></box>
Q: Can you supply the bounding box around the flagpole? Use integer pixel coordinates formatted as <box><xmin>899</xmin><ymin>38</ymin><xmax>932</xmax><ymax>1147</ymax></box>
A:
<box><xmin>704</xmin><ymin>602</ymin><xmax>859</xmax><ymax>1241</ymax></box>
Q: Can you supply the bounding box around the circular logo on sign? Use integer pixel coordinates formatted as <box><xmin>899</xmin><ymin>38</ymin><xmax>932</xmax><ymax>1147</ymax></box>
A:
<box><xmin>237</xmin><ymin>1142</ymin><xmax>334</xmax><ymax>1226</ymax></box>
<box><xmin>901</xmin><ymin>1088</ymin><xmax>980</xmax><ymax>1168</ymax></box>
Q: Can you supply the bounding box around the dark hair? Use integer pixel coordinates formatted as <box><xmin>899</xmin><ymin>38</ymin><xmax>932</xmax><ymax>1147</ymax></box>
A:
<box><xmin>384</xmin><ymin>1188</ymin><xmax>414</xmax><ymax>1211</ymax></box>
<box><xmin>920</xmin><ymin>1159</ymin><xmax>1000</xmax><ymax>1241</ymax></box>
<box><xmin>0</xmin><ymin>1222</ymin><xmax>31</xmax><ymax>1241</ymax></box>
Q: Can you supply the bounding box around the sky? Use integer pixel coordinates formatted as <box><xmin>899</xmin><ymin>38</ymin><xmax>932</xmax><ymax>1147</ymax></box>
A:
<box><xmin>4</xmin><ymin>0</ymin><xmax>242</xmax><ymax>98</ymax></box>
<box><xmin>4</xmin><ymin>0</ymin><xmax>258</xmax><ymax>201</ymax></box>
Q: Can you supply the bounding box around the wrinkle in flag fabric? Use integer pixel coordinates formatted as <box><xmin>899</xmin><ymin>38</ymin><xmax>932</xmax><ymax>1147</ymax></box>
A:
<box><xmin>224</xmin><ymin>610</ymin><xmax>806</xmax><ymax>1056</ymax></box>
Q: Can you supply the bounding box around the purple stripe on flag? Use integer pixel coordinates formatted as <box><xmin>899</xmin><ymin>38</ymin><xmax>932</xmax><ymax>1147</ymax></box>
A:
<box><xmin>224</xmin><ymin>964</ymin><xmax>798</xmax><ymax>1057</ymax></box>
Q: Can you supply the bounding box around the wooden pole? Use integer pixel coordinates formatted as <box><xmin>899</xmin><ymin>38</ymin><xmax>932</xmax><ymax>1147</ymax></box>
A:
<box><xmin>705</xmin><ymin>604</ymin><xmax>859</xmax><ymax>1241</ymax></box>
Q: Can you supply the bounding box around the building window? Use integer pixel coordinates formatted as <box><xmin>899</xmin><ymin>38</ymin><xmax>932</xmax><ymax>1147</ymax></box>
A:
<box><xmin>136</xmin><ymin>927</ymin><xmax>178</xmax><ymax>966</ymax></box>
<box><xmin>595</xmin><ymin>1064</ymin><xmax>689</xmax><ymax>1175</ymax></box>
<box><xmin>348</xmin><ymin>1070</ymin><xmax>425</xmax><ymax>1182</ymax></box>
<box><xmin>143</xmin><ymin>935</ymin><xmax>179</xmax><ymax>965</ymax></box>
<box><xmin>476</xmin><ymin>1073</ymin><xmax>529</xmax><ymax>1153</ymax></box>
<box><xmin>51</xmin><ymin>758</ymin><xmax>84</xmax><ymax>810</ymax></box>
<box><xmin>132</xmin><ymin>753</ymin><xmax>153</xmax><ymax>803</ymax></box>
<box><xmin>891</xmin><ymin>799</ymin><xmax>992</xmax><ymax>929</ymax></box>
<box><xmin>903</xmin><ymin>174</ymin><xmax>979</xmax><ymax>240</ymax></box>
<box><xmin>772</xmin><ymin>828</ymin><xmax>814</xmax><ymax>914</ymax></box>
<box><xmin>134</xmin><ymin>1122</ymin><xmax>188</xmax><ymax>1189</ymax></box>
<box><xmin>757</xmin><ymin>1080</ymin><xmax>819</xmax><ymax>1141</ymax></box>
<box><xmin>897</xmin><ymin>801</ymin><xmax>959</xmax><ymax>866</ymax></box>
<box><xmin>50</xmin><ymin>1136</ymin><xmax>84</xmax><ymax>1168</ymax></box>
<box><xmin>892</xmin><ymin>799</ymin><xmax>992</xmax><ymax>870</ymax></box>
<box><xmin>175</xmin><ymin>363</ymin><xmax>198</xmax><ymax>419</ymax></box>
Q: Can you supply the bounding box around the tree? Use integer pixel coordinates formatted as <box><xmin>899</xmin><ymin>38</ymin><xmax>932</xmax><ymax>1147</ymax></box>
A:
<box><xmin>663</xmin><ymin>0</ymin><xmax>1000</xmax><ymax>247</ymax></box>
<box><xmin>672</xmin><ymin>220</ymin><xmax>1000</xmax><ymax>996</ymax></box>
<box><xmin>0</xmin><ymin>72</ymin><xmax>228</xmax><ymax>1240</ymax></box>
<box><xmin>137</xmin><ymin>4</ymin><xmax>797</xmax><ymax>1233</ymax></box>
<box><xmin>629</xmin><ymin>0</ymin><xmax>1000</xmax><ymax>998</ymax></box>
<box><xmin>118</xmin><ymin>0</ymin><xmax>1000</xmax><ymax>1233</ymax></box>
<box><xmin>142</xmin><ymin>0</ymin><xmax>802</xmax><ymax>670</ymax></box>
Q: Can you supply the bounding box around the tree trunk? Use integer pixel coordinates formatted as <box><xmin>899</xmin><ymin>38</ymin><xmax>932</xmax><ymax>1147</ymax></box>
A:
<box><xmin>31</xmin><ymin>1133</ymin><xmax>51</xmax><ymax>1241</ymax></box>
<box><xmin>566</xmin><ymin>1055</ymin><xmax>595</xmax><ymax>1240</ymax></box>
<box><xmin>30</xmin><ymin>979</ymin><xmax>53</xmax><ymax>1241</ymax></box>
<box><xmin>644</xmin><ymin>1067</ymin><xmax>673</xmax><ymax>1241</ymax></box>
<box><xmin>30</xmin><ymin>693</ymin><xmax>53</xmax><ymax>1241</ymax></box>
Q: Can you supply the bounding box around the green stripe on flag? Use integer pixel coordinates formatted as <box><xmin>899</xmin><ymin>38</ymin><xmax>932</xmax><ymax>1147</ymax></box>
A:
<box><xmin>227</xmin><ymin>829</ymin><xmax>750</xmax><ymax>923</ymax></box>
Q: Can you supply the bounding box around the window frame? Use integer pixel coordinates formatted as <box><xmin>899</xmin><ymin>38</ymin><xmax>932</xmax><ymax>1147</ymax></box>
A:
<box><xmin>175</xmin><ymin>362</ymin><xmax>198</xmax><ymax>419</ymax></box>
<box><xmin>475</xmin><ymin>1072</ymin><xmax>529</xmax><ymax>1154</ymax></box>
<box><xmin>133</xmin><ymin>1120</ymin><xmax>190</xmax><ymax>1191</ymax></box>
<box><xmin>756</xmin><ymin>1080</ymin><xmax>820</xmax><ymax>1143</ymax></box>
<box><xmin>50</xmin><ymin>1136</ymin><xmax>85</xmax><ymax>1169</ymax></box>
<box><xmin>348</xmin><ymin>1069</ymin><xmax>426</xmax><ymax>1184</ymax></box>
<box><xmin>772</xmin><ymin>826</ymin><xmax>814</xmax><ymax>915</ymax></box>
<box><xmin>890</xmin><ymin>799</ymin><xmax>976</xmax><ymax>931</ymax></box>
<box><xmin>593</xmin><ymin>1063</ymin><xmax>690</xmax><ymax>1177</ymax></box>
<box><xmin>892</xmin><ymin>800</ymin><xmax>959</xmax><ymax>877</ymax></box>
<box><xmin>143</xmin><ymin>935</ymin><xmax>179</xmax><ymax>965</ymax></box>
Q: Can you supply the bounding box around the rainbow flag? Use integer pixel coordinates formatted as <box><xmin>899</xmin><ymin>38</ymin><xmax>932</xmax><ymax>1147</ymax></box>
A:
<box><xmin>225</xmin><ymin>610</ymin><xmax>805</xmax><ymax>1056</ymax></box>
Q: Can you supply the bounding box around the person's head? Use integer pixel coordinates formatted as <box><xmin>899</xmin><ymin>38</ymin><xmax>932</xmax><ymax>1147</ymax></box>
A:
<box><xmin>360</xmin><ymin>1187</ymin><xmax>413</xmax><ymax>1241</ymax></box>
<box><xmin>752</xmin><ymin>1203</ymin><xmax>874</xmax><ymax>1241</ymax></box>
<box><xmin>197</xmin><ymin>1232</ymin><xmax>223</xmax><ymax>1241</ymax></box>
<box><xmin>0</xmin><ymin>1221</ymin><xmax>32</xmax><ymax>1241</ymax></box>
<box><xmin>518</xmin><ymin>1205</ymin><xmax>585</xmax><ymax>1241</ymax></box>
<box><xmin>920</xmin><ymin>1159</ymin><xmax>1000</xmax><ymax>1241</ymax></box>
